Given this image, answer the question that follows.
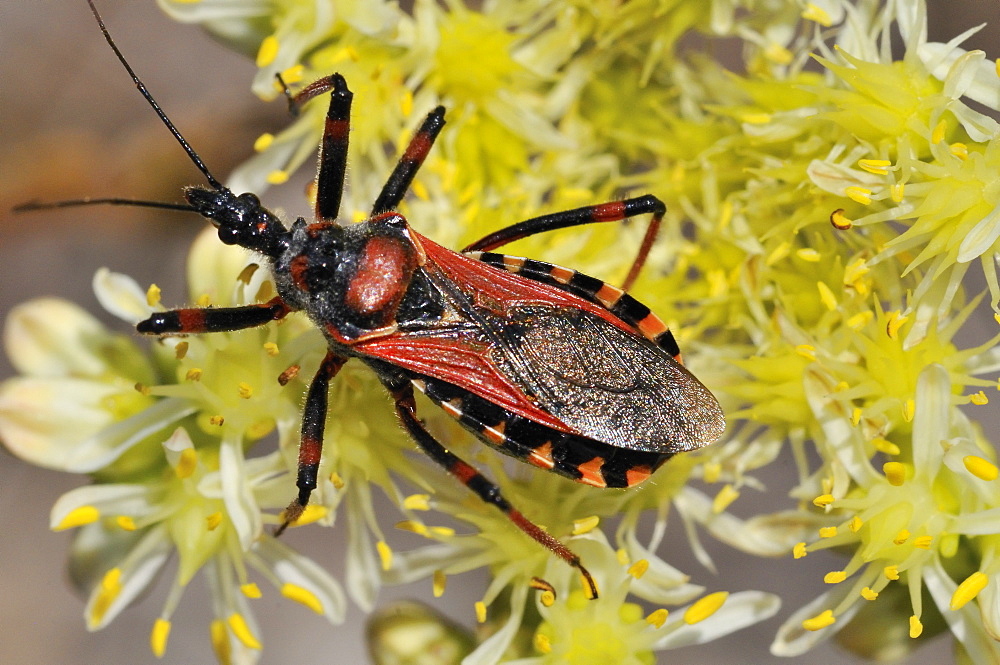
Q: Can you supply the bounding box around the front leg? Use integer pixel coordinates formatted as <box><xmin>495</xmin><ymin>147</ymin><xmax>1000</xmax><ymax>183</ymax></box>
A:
<box><xmin>275</xmin><ymin>351</ymin><xmax>347</xmax><ymax>536</ymax></box>
<box><xmin>137</xmin><ymin>296</ymin><xmax>292</xmax><ymax>334</ymax></box>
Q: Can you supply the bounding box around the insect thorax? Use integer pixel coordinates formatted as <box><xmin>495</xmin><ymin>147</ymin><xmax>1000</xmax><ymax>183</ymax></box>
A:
<box><xmin>274</xmin><ymin>214</ymin><xmax>446</xmax><ymax>342</ymax></box>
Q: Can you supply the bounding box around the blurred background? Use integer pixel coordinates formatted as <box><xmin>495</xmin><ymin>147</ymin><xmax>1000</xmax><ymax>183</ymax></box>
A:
<box><xmin>2</xmin><ymin>1</ymin><xmax>998</xmax><ymax>663</ymax></box>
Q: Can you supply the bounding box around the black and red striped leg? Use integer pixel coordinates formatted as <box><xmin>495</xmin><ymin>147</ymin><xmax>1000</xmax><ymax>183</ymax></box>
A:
<box><xmin>371</xmin><ymin>107</ymin><xmax>447</xmax><ymax>215</ymax></box>
<box><xmin>279</xmin><ymin>73</ymin><xmax>353</xmax><ymax>222</ymax></box>
<box><xmin>136</xmin><ymin>296</ymin><xmax>292</xmax><ymax>334</ymax></box>
<box><xmin>462</xmin><ymin>195</ymin><xmax>665</xmax><ymax>291</ymax></box>
<box><xmin>386</xmin><ymin>378</ymin><xmax>599</xmax><ymax>598</ymax></box>
<box><xmin>275</xmin><ymin>351</ymin><xmax>347</xmax><ymax>536</ymax></box>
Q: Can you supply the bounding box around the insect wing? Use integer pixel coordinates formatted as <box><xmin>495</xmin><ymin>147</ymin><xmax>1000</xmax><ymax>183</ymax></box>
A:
<box><xmin>490</xmin><ymin>305</ymin><xmax>724</xmax><ymax>453</ymax></box>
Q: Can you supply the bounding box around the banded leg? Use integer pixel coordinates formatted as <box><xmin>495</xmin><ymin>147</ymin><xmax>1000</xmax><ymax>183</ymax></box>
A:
<box><xmin>462</xmin><ymin>195</ymin><xmax>665</xmax><ymax>291</ymax></box>
<box><xmin>276</xmin><ymin>351</ymin><xmax>347</xmax><ymax>536</ymax></box>
<box><xmin>371</xmin><ymin>107</ymin><xmax>447</xmax><ymax>215</ymax></box>
<box><xmin>280</xmin><ymin>73</ymin><xmax>353</xmax><ymax>222</ymax></box>
<box><xmin>136</xmin><ymin>296</ymin><xmax>292</xmax><ymax>334</ymax></box>
<box><xmin>387</xmin><ymin>378</ymin><xmax>599</xmax><ymax>598</ymax></box>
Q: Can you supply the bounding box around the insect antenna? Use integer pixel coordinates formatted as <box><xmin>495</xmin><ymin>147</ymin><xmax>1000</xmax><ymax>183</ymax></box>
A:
<box><xmin>14</xmin><ymin>198</ymin><xmax>197</xmax><ymax>214</ymax></box>
<box><xmin>85</xmin><ymin>0</ymin><xmax>223</xmax><ymax>191</ymax></box>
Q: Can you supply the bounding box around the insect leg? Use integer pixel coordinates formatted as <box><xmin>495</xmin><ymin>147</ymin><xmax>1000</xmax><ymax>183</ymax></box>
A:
<box><xmin>462</xmin><ymin>194</ymin><xmax>665</xmax><ymax>291</ymax></box>
<box><xmin>388</xmin><ymin>379</ymin><xmax>599</xmax><ymax>598</ymax></box>
<box><xmin>279</xmin><ymin>74</ymin><xmax>354</xmax><ymax>222</ymax></box>
<box><xmin>371</xmin><ymin>107</ymin><xmax>447</xmax><ymax>215</ymax></box>
<box><xmin>275</xmin><ymin>351</ymin><xmax>347</xmax><ymax>536</ymax></box>
<box><xmin>136</xmin><ymin>296</ymin><xmax>292</xmax><ymax>334</ymax></box>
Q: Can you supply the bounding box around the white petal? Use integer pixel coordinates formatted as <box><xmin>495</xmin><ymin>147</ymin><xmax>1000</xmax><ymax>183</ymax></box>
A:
<box><xmin>958</xmin><ymin>203</ymin><xmax>1000</xmax><ymax>263</ymax></box>
<box><xmin>255</xmin><ymin>537</ymin><xmax>347</xmax><ymax>624</ymax></box>
<box><xmin>186</xmin><ymin>228</ymin><xmax>257</xmax><ymax>306</ymax></box>
<box><xmin>51</xmin><ymin>483</ymin><xmax>158</xmax><ymax>531</ymax></box>
<box><xmin>93</xmin><ymin>268</ymin><xmax>154</xmax><ymax>324</ymax></box>
<box><xmin>218</xmin><ymin>437</ymin><xmax>263</xmax><ymax>550</ymax></box>
<box><xmin>923</xmin><ymin>558</ymin><xmax>1000</xmax><ymax>662</ymax></box>
<box><xmin>771</xmin><ymin>585</ymin><xmax>859</xmax><ymax>656</ymax></box>
<box><xmin>85</xmin><ymin>525</ymin><xmax>172</xmax><ymax>630</ymax></box>
<box><xmin>652</xmin><ymin>590</ymin><xmax>781</xmax><ymax>649</ymax></box>
<box><xmin>910</xmin><ymin>364</ymin><xmax>950</xmax><ymax>477</ymax></box>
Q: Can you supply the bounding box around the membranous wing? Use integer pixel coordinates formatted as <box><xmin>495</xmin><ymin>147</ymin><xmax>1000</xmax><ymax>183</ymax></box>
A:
<box><xmin>488</xmin><ymin>305</ymin><xmax>725</xmax><ymax>454</ymax></box>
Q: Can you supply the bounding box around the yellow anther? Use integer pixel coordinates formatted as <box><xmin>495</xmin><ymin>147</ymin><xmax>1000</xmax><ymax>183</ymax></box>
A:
<box><xmin>241</xmin><ymin>583</ymin><xmax>262</xmax><ymax>599</ymax></box>
<box><xmin>801</xmin><ymin>3</ymin><xmax>832</xmax><ymax>26</ymax></box>
<box><xmin>89</xmin><ymin>568</ymin><xmax>123</xmax><ymax>627</ymax></box>
<box><xmin>209</xmin><ymin>415</ymin><xmax>225</xmax><ymax>426</ymax></box>
<box><xmin>796</xmin><ymin>248</ymin><xmax>821</xmax><ymax>262</ymax></box>
<box><xmin>134</xmin><ymin>383</ymin><xmax>151</xmax><ymax>396</ymax></box>
<box><xmin>890</xmin><ymin>182</ymin><xmax>905</xmax><ymax>202</ymax></box>
<box><xmin>116</xmin><ymin>516</ymin><xmax>137</xmax><ymax>531</ymax></box>
<box><xmin>858</xmin><ymin>159</ymin><xmax>891</xmax><ymax>175</ymax></box>
<box><xmin>813</xmin><ymin>494</ymin><xmax>835</xmax><ymax>507</ymax></box>
<box><xmin>950</xmin><ymin>143</ymin><xmax>969</xmax><ymax>160</ymax></box>
<box><xmin>403</xmin><ymin>494</ymin><xmax>431</xmax><ymax>511</ymax></box>
<box><xmin>55</xmin><ymin>505</ymin><xmax>100</xmax><ymax>531</ymax></box>
<box><xmin>793</xmin><ymin>542</ymin><xmax>808</xmax><ymax>559</ymax></box>
<box><xmin>266</xmin><ymin>170</ymin><xmax>290</xmax><ymax>185</ymax></box>
<box><xmin>237</xmin><ymin>382</ymin><xmax>253</xmax><ymax>399</ymax></box>
<box><xmin>534</xmin><ymin>633</ymin><xmax>552</xmax><ymax>654</ymax></box>
<box><xmin>185</xmin><ymin>368</ymin><xmax>202</xmax><ymax>381</ymax></box>
<box><xmin>950</xmin><ymin>571</ymin><xmax>988</xmax><ymax>610</ymax></box>
<box><xmin>684</xmin><ymin>592</ymin><xmax>728</xmax><ymax>624</ymax></box>
<box><xmin>851</xmin><ymin>407</ymin><xmax>862</xmax><ymax>425</ymax></box>
<box><xmin>646</xmin><ymin>608</ymin><xmax>669</xmax><ymax>627</ymax></box>
<box><xmin>883</xmin><ymin>462</ymin><xmax>906</xmax><ymax>486</ymax></box>
<box><xmin>830</xmin><ymin>209</ymin><xmax>852</xmax><ymax>230</ymax></box>
<box><xmin>263</xmin><ymin>342</ymin><xmax>279</xmax><ymax>356</ymax></box>
<box><xmin>475</xmin><ymin>601</ymin><xmax>487</xmax><ymax>623</ymax></box>
<box><xmin>824</xmin><ymin>571</ymin><xmax>847</xmax><ymax>584</ymax></box>
<box><xmin>861</xmin><ymin>587</ymin><xmax>878</xmax><ymax>601</ymax></box>
<box><xmin>253</xmin><ymin>133</ymin><xmax>274</xmax><ymax>152</ymax></box>
<box><xmin>206</xmin><ymin>512</ymin><xmax>223</xmax><ymax>531</ymax></box>
<box><xmin>150</xmin><ymin>618</ymin><xmax>171</xmax><ymax>658</ymax></box>
<box><xmin>893</xmin><ymin>529</ymin><xmax>910</xmax><ymax>545</ymax></box>
<box><xmin>146</xmin><ymin>284</ymin><xmax>162</xmax><ymax>307</ymax></box>
<box><xmin>279</xmin><ymin>65</ymin><xmax>304</xmax><ymax>85</ymax></box>
<box><xmin>395</xmin><ymin>520</ymin><xmax>429</xmax><ymax>537</ymax></box>
<box><xmin>282</xmin><ymin>583</ymin><xmax>324</xmax><ymax>615</ymax></box>
<box><xmin>210</xmin><ymin>620</ymin><xmax>230</xmax><ymax>664</ymax></box>
<box><xmin>376</xmin><ymin>541</ymin><xmax>393</xmax><ymax>570</ymax></box>
<box><xmin>433</xmin><ymin>570</ymin><xmax>446</xmax><ymax>597</ymax></box>
<box><xmin>817</xmin><ymin>282</ymin><xmax>837</xmax><ymax>310</ymax></box>
<box><xmin>844</xmin><ymin>186</ymin><xmax>872</xmax><ymax>205</ymax></box>
<box><xmin>329</xmin><ymin>472</ymin><xmax>344</xmax><ymax>489</ymax></box>
<box><xmin>196</xmin><ymin>294</ymin><xmax>211</xmax><ymax>307</ymax></box>
<box><xmin>712</xmin><ymin>484</ymin><xmax>740</xmax><ymax>513</ymax></box>
<box><xmin>227</xmin><ymin>613</ymin><xmax>262</xmax><ymax>650</ymax></box>
<box><xmin>702</xmin><ymin>461</ymin><xmax>721</xmax><ymax>483</ymax></box>
<box><xmin>847</xmin><ymin>311</ymin><xmax>874</xmax><ymax>330</ymax></box>
<box><xmin>969</xmin><ymin>391</ymin><xmax>989</xmax><ymax>405</ymax></box>
<box><xmin>848</xmin><ymin>516</ymin><xmax>863</xmax><ymax>533</ymax></box>
<box><xmin>909</xmin><ymin>615</ymin><xmax>923</xmax><ymax>638</ymax></box>
<box><xmin>819</xmin><ymin>526</ymin><xmax>838</xmax><ymax>538</ymax></box>
<box><xmin>399</xmin><ymin>89</ymin><xmax>414</xmax><ymax>117</ymax></box>
<box><xmin>964</xmin><ymin>455</ymin><xmax>999</xmax><ymax>481</ymax></box>
<box><xmin>802</xmin><ymin>609</ymin><xmax>835</xmax><ymax>631</ymax></box>
<box><xmin>292</xmin><ymin>504</ymin><xmax>328</xmax><ymax>526</ymax></box>
<box><xmin>764</xmin><ymin>43</ymin><xmax>793</xmax><ymax>65</ymax></box>
<box><xmin>628</xmin><ymin>559</ymin><xmax>649</xmax><ymax>579</ymax></box>
<box><xmin>932</xmin><ymin>120</ymin><xmax>947</xmax><ymax>144</ymax></box>
<box><xmin>411</xmin><ymin>181</ymin><xmax>429</xmax><ymax>201</ymax></box>
<box><xmin>872</xmin><ymin>438</ymin><xmax>900</xmax><ymax>455</ymax></box>
<box><xmin>175</xmin><ymin>448</ymin><xmax>198</xmax><ymax>478</ymax></box>
<box><xmin>902</xmin><ymin>399</ymin><xmax>915</xmax><ymax>422</ymax></box>
<box><xmin>175</xmin><ymin>341</ymin><xmax>189</xmax><ymax>359</ymax></box>
<box><xmin>572</xmin><ymin>515</ymin><xmax>600</xmax><ymax>535</ymax></box>
<box><xmin>795</xmin><ymin>344</ymin><xmax>816</xmax><ymax>361</ymax></box>
<box><xmin>884</xmin><ymin>565</ymin><xmax>900</xmax><ymax>580</ymax></box>
<box><xmin>256</xmin><ymin>36</ymin><xmax>280</xmax><ymax>67</ymax></box>
<box><xmin>914</xmin><ymin>536</ymin><xmax>932</xmax><ymax>550</ymax></box>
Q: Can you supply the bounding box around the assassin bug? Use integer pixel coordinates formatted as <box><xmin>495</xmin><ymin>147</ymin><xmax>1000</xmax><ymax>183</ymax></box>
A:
<box><xmin>31</xmin><ymin>0</ymin><xmax>726</xmax><ymax>598</ymax></box>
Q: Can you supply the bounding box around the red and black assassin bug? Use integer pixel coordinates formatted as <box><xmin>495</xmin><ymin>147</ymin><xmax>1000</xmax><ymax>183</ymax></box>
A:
<box><xmin>36</xmin><ymin>0</ymin><xmax>727</xmax><ymax>598</ymax></box>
